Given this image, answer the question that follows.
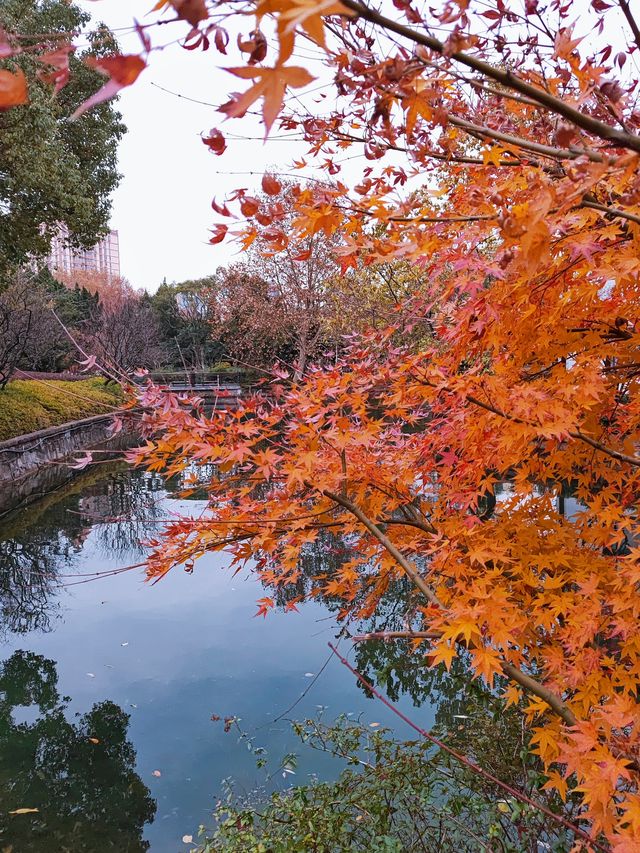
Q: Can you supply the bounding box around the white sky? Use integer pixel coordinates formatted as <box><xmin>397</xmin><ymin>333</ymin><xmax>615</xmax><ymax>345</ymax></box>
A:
<box><xmin>78</xmin><ymin>1</ymin><xmax>311</xmax><ymax>291</ymax></box>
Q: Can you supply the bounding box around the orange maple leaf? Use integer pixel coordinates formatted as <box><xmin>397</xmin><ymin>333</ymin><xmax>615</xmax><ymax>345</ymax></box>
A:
<box><xmin>73</xmin><ymin>55</ymin><xmax>146</xmax><ymax>118</ymax></box>
<box><xmin>254</xmin><ymin>597</ymin><xmax>275</xmax><ymax>618</ymax></box>
<box><xmin>0</xmin><ymin>67</ymin><xmax>27</xmax><ymax>110</ymax></box>
<box><xmin>222</xmin><ymin>64</ymin><xmax>315</xmax><ymax>136</ymax></box>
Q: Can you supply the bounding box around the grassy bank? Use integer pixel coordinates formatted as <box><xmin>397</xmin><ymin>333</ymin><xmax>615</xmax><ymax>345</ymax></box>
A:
<box><xmin>0</xmin><ymin>378</ymin><xmax>122</xmax><ymax>442</ymax></box>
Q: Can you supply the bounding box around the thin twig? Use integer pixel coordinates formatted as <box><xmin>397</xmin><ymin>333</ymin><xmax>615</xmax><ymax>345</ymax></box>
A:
<box><xmin>328</xmin><ymin>643</ymin><xmax>606</xmax><ymax>851</ymax></box>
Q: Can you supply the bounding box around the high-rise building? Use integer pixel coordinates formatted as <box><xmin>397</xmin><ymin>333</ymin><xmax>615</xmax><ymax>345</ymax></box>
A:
<box><xmin>47</xmin><ymin>225</ymin><xmax>121</xmax><ymax>280</ymax></box>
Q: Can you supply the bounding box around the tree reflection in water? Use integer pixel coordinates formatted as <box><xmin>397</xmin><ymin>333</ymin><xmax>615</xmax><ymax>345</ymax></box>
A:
<box><xmin>269</xmin><ymin>531</ymin><xmax>534</xmax><ymax>746</ymax></box>
<box><xmin>0</xmin><ymin>650</ymin><xmax>156</xmax><ymax>851</ymax></box>
<box><xmin>0</xmin><ymin>467</ymin><xmax>168</xmax><ymax>637</ymax></box>
<box><xmin>79</xmin><ymin>469</ymin><xmax>166</xmax><ymax>560</ymax></box>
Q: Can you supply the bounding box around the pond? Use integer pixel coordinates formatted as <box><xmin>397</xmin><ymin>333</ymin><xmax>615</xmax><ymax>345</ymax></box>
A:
<box><xmin>0</xmin><ymin>465</ymin><xmax>447</xmax><ymax>852</ymax></box>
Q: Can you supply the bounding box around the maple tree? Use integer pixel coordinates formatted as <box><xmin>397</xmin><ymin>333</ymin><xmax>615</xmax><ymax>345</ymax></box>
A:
<box><xmin>211</xmin><ymin>187</ymin><xmax>340</xmax><ymax>375</ymax></box>
<box><xmin>8</xmin><ymin>0</ymin><xmax>640</xmax><ymax>847</ymax></box>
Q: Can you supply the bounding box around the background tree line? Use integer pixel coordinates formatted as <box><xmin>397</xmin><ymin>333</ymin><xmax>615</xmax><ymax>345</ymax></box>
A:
<box><xmin>1</xmin><ymin>184</ymin><xmax>429</xmax><ymax>386</ymax></box>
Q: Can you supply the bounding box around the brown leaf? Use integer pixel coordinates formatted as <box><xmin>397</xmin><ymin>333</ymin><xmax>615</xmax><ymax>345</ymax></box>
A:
<box><xmin>240</xmin><ymin>196</ymin><xmax>260</xmax><ymax>216</ymax></box>
<box><xmin>262</xmin><ymin>174</ymin><xmax>282</xmax><ymax>195</ymax></box>
<box><xmin>202</xmin><ymin>128</ymin><xmax>227</xmax><ymax>155</ymax></box>
<box><xmin>170</xmin><ymin>0</ymin><xmax>209</xmax><ymax>26</ymax></box>
<box><xmin>209</xmin><ymin>224</ymin><xmax>228</xmax><ymax>244</ymax></box>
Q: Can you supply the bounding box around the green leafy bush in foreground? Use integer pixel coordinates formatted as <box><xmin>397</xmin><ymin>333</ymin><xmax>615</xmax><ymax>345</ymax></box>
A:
<box><xmin>0</xmin><ymin>378</ymin><xmax>121</xmax><ymax>441</ymax></box>
<box><xmin>197</xmin><ymin>708</ymin><xmax>582</xmax><ymax>853</ymax></box>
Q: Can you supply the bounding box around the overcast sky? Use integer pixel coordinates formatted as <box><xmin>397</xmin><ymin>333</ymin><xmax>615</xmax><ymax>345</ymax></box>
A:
<box><xmin>77</xmin><ymin>1</ymin><xmax>311</xmax><ymax>291</ymax></box>
<box><xmin>77</xmin><ymin>0</ymin><xmax>618</xmax><ymax>292</ymax></box>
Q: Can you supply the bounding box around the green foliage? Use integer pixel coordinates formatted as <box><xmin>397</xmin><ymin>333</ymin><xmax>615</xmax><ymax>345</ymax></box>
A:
<box><xmin>36</xmin><ymin>266</ymin><xmax>99</xmax><ymax>330</ymax></box>
<box><xmin>0</xmin><ymin>378</ymin><xmax>121</xmax><ymax>440</ymax></box>
<box><xmin>200</xmin><ymin>714</ymin><xmax>576</xmax><ymax>853</ymax></box>
<box><xmin>149</xmin><ymin>278</ymin><xmax>223</xmax><ymax>370</ymax></box>
<box><xmin>0</xmin><ymin>0</ymin><xmax>125</xmax><ymax>277</ymax></box>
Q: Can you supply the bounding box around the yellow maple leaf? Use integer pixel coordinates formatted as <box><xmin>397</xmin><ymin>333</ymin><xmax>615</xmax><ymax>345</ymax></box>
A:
<box><xmin>470</xmin><ymin>646</ymin><xmax>501</xmax><ymax>684</ymax></box>
<box><xmin>530</xmin><ymin>727</ymin><xmax>560</xmax><ymax>763</ymax></box>
<box><xmin>542</xmin><ymin>771</ymin><xmax>568</xmax><ymax>802</ymax></box>
<box><xmin>428</xmin><ymin>641</ymin><xmax>456</xmax><ymax>671</ymax></box>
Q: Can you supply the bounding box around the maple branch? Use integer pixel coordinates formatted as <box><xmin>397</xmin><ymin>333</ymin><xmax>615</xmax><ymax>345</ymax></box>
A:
<box><xmin>334</xmin><ymin>131</ymin><xmax>525</xmax><ymax>167</ymax></box>
<box><xmin>324</xmin><ymin>490</ymin><xmax>579</xmax><ymax>727</ymax></box>
<box><xmin>352</xmin><ymin>191</ymin><xmax>639</xmax><ymax>232</ymax></box>
<box><xmin>602</xmin><ymin>360</ymin><xmax>640</xmax><ymax>374</ymax></box>
<box><xmin>581</xmin><ymin>198</ymin><xmax>640</xmax><ymax>227</ymax></box>
<box><xmin>420</xmin><ymin>378</ymin><xmax>640</xmax><ymax>468</ymax></box>
<box><xmin>388</xmin><ymin>212</ymin><xmax>497</xmax><ymax>224</ymax></box>
<box><xmin>468</xmin><ymin>388</ymin><xmax>640</xmax><ymax>467</ymax></box>
<box><xmin>329</xmin><ymin>643</ymin><xmax>600</xmax><ymax>848</ymax></box>
<box><xmin>569</xmin><ymin>429</ymin><xmax>640</xmax><ymax>467</ymax></box>
<box><xmin>322</xmin><ymin>488</ymin><xmax>442</xmax><ymax>606</ymax></box>
<box><xmin>468</xmin><ymin>79</ymin><xmax>540</xmax><ymax>108</ymax></box>
<box><xmin>521</xmin><ymin>359</ymin><xmax>568</xmax><ymax>382</ymax></box>
<box><xmin>383</xmin><ymin>516</ymin><xmax>437</xmax><ymax>535</ymax></box>
<box><xmin>343</xmin><ymin>202</ymin><xmax>496</xmax><ymax>225</ymax></box>
<box><xmin>499</xmin><ymin>662</ymin><xmax>577</xmax><ymax>727</ymax></box>
<box><xmin>341</xmin><ymin>0</ymin><xmax>640</xmax><ymax>154</ymax></box>
<box><xmin>619</xmin><ymin>0</ymin><xmax>640</xmax><ymax>53</ymax></box>
<box><xmin>450</xmin><ymin>116</ymin><xmax>605</xmax><ymax>164</ymax></box>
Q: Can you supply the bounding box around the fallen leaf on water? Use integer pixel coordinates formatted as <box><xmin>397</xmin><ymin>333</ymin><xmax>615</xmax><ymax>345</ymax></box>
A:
<box><xmin>9</xmin><ymin>809</ymin><xmax>39</xmax><ymax>815</ymax></box>
<box><xmin>152</xmin><ymin>770</ymin><xmax>161</xmax><ymax>777</ymax></box>
<box><xmin>88</xmin><ymin>737</ymin><xmax>100</xmax><ymax>744</ymax></box>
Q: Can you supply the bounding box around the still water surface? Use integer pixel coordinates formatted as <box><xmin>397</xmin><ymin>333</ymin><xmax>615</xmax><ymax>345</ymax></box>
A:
<box><xmin>0</xmin><ymin>466</ymin><xmax>433</xmax><ymax>851</ymax></box>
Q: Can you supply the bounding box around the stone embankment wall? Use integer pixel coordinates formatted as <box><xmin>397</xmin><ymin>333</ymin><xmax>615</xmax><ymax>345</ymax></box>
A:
<box><xmin>0</xmin><ymin>413</ymin><xmax>131</xmax><ymax>516</ymax></box>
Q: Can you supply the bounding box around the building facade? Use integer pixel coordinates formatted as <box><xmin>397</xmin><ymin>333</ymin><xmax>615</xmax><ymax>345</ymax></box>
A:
<box><xmin>47</xmin><ymin>225</ymin><xmax>121</xmax><ymax>280</ymax></box>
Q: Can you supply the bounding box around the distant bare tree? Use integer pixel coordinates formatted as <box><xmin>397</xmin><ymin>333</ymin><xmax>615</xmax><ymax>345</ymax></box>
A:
<box><xmin>0</xmin><ymin>272</ymin><xmax>37</xmax><ymax>388</ymax></box>
<box><xmin>83</xmin><ymin>294</ymin><xmax>164</xmax><ymax>377</ymax></box>
<box><xmin>19</xmin><ymin>303</ymin><xmax>68</xmax><ymax>373</ymax></box>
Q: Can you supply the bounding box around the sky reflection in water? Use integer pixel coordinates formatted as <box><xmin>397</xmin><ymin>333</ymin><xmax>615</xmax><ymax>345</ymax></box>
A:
<box><xmin>0</xmin><ymin>468</ymin><xmax>431</xmax><ymax>852</ymax></box>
